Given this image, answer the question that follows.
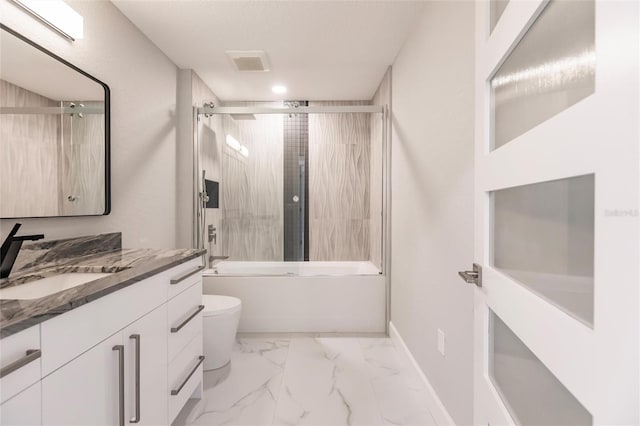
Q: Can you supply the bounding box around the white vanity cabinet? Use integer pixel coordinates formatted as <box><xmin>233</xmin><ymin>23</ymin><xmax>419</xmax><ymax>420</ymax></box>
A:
<box><xmin>42</xmin><ymin>332</ymin><xmax>123</xmax><ymax>425</ymax></box>
<box><xmin>0</xmin><ymin>325</ymin><xmax>42</xmax><ymax>425</ymax></box>
<box><xmin>122</xmin><ymin>304</ymin><xmax>168</xmax><ymax>426</ymax></box>
<box><xmin>0</xmin><ymin>382</ymin><xmax>42</xmax><ymax>425</ymax></box>
<box><xmin>2</xmin><ymin>256</ymin><xmax>204</xmax><ymax>426</ymax></box>
<box><xmin>42</xmin><ymin>304</ymin><xmax>169</xmax><ymax>426</ymax></box>
<box><xmin>167</xmin><ymin>274</ymin><xmax>204</xmax><ymax>423</ymax></box>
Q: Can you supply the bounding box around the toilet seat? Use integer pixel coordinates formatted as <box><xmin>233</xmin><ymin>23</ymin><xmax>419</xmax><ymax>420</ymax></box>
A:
<box><xmin>202</xmin><ymin>294</ymin><xmax>241</xmax><ymax>317</ymax></box>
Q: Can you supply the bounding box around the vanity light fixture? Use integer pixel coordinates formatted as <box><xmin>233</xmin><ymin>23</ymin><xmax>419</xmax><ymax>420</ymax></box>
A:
<box><xmin>11</xmin><ymin>0</ymin><xmax>84</xmax><ymax>41</ymax></box>
<box><xmin>226</xmin><ymin>135</ymin><xmax>249</xmax><ymax>158</ymax></box>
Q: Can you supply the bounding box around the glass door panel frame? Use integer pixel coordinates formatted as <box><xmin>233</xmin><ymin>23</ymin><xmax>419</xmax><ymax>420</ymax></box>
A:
<box><xmin>474</xmin><ymin>0</ymin><xmax>639</xmax><ymax>424</ymax></box>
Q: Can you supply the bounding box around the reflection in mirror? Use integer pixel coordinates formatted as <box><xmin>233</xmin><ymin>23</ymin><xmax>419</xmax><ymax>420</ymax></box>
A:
<box><xmin>0</xmin><ymin>25</ymin><xmax>110</xmax><ymax>218</ymax></box>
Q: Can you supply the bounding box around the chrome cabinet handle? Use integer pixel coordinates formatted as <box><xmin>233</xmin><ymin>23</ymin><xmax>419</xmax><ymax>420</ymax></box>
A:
<box><xmin>113</xmin><ymin>345</ymin><xmax>125</xmax><ymax>426</ymax></box>
<box><xmin>171</xmin><ymin>356</ymin><xmax>205</xmax><ymax>396</ymax></box>
<box><xmin>170</xmin><ymin>265</ymin><xmax>204</xmax><ymax>285</ymax></box>
<box><xmin>171</xmin><ymin>305</ymin><xmax>205</xmax><ymax>333</ymax></box>
<box><xmin>129</xmin><ymin>335</ymin><xmax>141</xmax><ymax>423</ymax></box>
<box><xmin>0</xmin><ymin>349</ymin><xmax>41</xmax><ymax>379</ymax></box>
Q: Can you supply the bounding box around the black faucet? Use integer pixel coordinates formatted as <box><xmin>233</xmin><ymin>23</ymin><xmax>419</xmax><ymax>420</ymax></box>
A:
<box><xmin>1</xmin><ymin>223</ymin><xmax>44</xmax><ymax>279</ymax></box>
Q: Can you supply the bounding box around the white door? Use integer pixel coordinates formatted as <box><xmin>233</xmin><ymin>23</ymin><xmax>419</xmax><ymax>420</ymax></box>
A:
<box><xmin>472</xmin><ymin>0</ymin><xmax>639</xmax><ymax>424</ymax></box>
<box><xmin>122</xmin><ymin>304</ymin><xmax>168</xmax><ymax>426</ymax></box>
<box><xmin>42</xmin><ymin>333</ymin><xmax>123</xmax><ymax>425</ymax></box>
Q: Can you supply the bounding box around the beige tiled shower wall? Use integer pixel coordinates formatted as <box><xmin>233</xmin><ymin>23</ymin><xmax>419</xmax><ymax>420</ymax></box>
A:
<box><xmin>0</xmin><ymin>80</ymin><xmax>60</xmax><ymax>217</ymax></box>
<box><xmin>220</xmin><ymin>102</ymin><xmax>284</xmax><ymax>260</ymax></box>
<box><xmin>308</xmin><ymin>101</ymin><xmax>371</xmax><ymax>261</ymax></box>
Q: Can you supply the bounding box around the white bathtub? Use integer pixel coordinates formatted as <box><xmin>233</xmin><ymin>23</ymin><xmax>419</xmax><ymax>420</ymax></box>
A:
<box><xmin>203</xmin><ymin>261</ymin><xmax>386</xmax><ymax>333</ymax></box>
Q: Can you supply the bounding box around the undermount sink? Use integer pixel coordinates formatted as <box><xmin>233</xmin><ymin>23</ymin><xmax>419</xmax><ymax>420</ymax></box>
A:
<box><xmin>0</xmin><ymin>273</ymin><xmax>112</xmax><ymax>300</ymax></box>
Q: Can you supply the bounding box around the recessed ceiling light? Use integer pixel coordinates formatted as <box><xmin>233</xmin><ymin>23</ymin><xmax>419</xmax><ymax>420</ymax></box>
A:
<box><xmin>272</xmin><ymin>85</ymin><xmax>287</xmax><ymax>94</ymax></box>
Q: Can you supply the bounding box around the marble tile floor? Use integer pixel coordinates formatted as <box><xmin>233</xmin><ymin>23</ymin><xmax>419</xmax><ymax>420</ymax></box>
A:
<box><xmin>173</xmin><ymin>335</ymin><xmax>436</xmax><ymax>426</ymax></box>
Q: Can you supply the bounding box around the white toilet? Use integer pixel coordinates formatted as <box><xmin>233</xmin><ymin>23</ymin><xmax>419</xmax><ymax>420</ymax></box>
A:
<box><xmin>202</xmin><ymin>295</ymin><xmax>242</xmax><ymax>370</ymax></box>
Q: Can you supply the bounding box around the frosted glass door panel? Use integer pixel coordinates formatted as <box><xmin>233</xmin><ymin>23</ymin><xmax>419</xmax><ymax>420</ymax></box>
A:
<box><xmin>490</xmin><ymin>312</ymin><xmax>592</xmax><ymax>425</ymax></box>
<box><xmin>490</xmin><ymin>0</ymin><xmax>509</xmax><ymax>33</ymax></box>
<box><xmin>491</xmin><ymin>0</ymin><xmax>595</xmax><ymax>149</ymax></box>
<box><xmin>491</xmin><ymin>175</ymin><xmax>594</xmax><ymax>324</ymax></box>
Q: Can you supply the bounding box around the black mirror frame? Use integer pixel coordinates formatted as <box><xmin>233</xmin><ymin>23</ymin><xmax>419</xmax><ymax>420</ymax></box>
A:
<box><xmin>0</xmin><ymin>23</ymin><xmax>111</xmax><ymax>217</ymax></box>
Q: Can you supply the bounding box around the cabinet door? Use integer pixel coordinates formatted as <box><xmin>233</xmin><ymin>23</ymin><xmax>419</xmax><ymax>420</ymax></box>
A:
<box><xmin>42</xmin><ymin>333</ymin><xmax>124</xmax><ymax>425</ymax></box>
<box><xmin>0</xmin><ymin>382</ymin><xmax>41</xmax><ymax>426</ymax></box>
<box><xmin>123</xmin><ymin>304</ymin><xmax>168</xmax><ymax>426</ymax></box>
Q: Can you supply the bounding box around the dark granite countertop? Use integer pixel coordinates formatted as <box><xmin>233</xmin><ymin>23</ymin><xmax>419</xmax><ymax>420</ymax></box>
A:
<box><xmin>0</xmin><ymin>233</ymin><xmax>205</xmax><ymax>338</ymax></box>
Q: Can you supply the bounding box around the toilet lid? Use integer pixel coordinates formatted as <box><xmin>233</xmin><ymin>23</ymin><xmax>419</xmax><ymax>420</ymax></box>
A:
<box><xmin>202</xmin><ymin>295</ymin><xmax>242</xmax><ymax>317</ymax></box>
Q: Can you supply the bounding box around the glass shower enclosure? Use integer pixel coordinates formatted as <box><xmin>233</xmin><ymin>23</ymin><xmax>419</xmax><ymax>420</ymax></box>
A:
<box><xmin>193</xmin><ymin>101</ymin><xmax>388</xmax><ymax>274</ymax></box>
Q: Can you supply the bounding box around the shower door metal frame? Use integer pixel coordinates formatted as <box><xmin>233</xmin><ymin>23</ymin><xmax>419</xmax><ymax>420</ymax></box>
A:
<box><xmin>196</xmin><ymin>105</ymin><xmax>384</xmax><ymax>115</ymax></box>
<box><xmin>192</xmin><ymin>107</ymin><xmax>202</xmax><ymax>250</ymax></box>
<box><xmin>382</xmin><ymin>103</ymin><xmax>391</xmax><ymax>334</ymax></box>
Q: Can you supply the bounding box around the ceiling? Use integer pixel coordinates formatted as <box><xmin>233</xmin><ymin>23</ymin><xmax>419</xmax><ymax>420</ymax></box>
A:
<box><xmin>112</xmin><ymin>0</ymin><xmax>425</xmax><ymax>102</ymax></box>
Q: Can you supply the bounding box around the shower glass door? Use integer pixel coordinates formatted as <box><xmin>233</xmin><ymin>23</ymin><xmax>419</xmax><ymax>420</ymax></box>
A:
<box><xmin>198</xmin><ymin>102</ymin><xmax>386</xmax><ymax>272</ymax></box>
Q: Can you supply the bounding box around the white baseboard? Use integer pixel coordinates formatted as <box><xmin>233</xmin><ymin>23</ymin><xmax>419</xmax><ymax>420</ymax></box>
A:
<box><xmin>389</xmin><ymin>321</ymin><xmax>456</xmax><ymax>426</ymax></box>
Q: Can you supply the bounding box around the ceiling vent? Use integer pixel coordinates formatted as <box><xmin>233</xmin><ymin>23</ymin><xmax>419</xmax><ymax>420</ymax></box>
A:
<box><xmin>226</xmin><ymin>50</ymin><xmax>270</xmax><ymax>72</ymax></box>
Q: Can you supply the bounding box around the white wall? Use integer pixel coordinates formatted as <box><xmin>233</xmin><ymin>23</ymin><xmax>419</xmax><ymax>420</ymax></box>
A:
<box><xmin>0</xmin><ymin>0</ymin><xmax>178</xmax><ymax>248</ymax></box>
<box><xmin>390</xmin><ymin>2</ymin><xmax>475</xmax><ymax>424</ymax></box>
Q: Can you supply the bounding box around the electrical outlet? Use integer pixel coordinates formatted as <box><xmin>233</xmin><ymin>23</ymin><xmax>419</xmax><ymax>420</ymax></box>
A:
<box><xmin>437</xmin><ymin>329</ymin><xmax>446</xmax><ymax>356</ymax></box>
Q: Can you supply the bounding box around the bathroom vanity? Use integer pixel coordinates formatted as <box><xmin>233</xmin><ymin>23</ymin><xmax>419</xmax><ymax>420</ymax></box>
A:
<box><xmin>0</xmin><ymin>233</ymin><xmax>205</xmax><ymax>425</ymax></box>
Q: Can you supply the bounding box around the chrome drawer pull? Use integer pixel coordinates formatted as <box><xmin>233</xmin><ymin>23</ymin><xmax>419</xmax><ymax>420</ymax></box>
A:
<box><xmin>171</xmin><ymin>305</ymin><xmax>205</xmax><ymax>333</ymax></box>
<box><xmin>170</xmin><ymin>265</ymin><xmax>204</xmax><ymax>285</ymax></box>
<box><xmin>171</xmin><ymin>356</ymin><xmax>205</xmax><ymax>396</ymax></box>
<box><xmin>0</xmin><ymin>349</ymin><xmax>41</xmax><ymax>379</ymax></box>
<box><xmin>129</xmin><ymin>334</ymin><xmax>141</xmax><ymax>423</ymax></box>
<box><xmin>112</xmin><ymin>345</ymin><xmax>125</xmax><ymax>426</ymax></box>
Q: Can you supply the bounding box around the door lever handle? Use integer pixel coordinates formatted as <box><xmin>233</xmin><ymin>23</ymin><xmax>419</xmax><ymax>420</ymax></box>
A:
<box><xmin>458</xmin><ymin>263</ymin><xmax>482</xmax><ymax>287</ymax></box>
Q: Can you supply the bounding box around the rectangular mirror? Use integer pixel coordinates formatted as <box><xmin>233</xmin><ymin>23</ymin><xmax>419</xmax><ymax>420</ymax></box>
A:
<box><xmin>0</xmin><ymin>24</ymin><xmax>110</xmax><ymax>218</ymax></box>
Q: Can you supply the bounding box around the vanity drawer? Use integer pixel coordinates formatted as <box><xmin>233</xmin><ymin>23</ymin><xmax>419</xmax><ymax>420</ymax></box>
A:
<box><xmin>168</xmin><ymin>333</ymin><xmax>203</xmax><ymax>423</ymax></box>
<box><xmin>0</xmin><ymin>325</ymin><xmax>41</xmax><ymax>404</ymax></box>
<box><xmin>40</xmin><ymin>272</ymin><xmax>165</xmax><ymax>377</ymax></box>
<box><xmin>168</xmin><ymin>281</ymin><xmax>203</xmax><ymax>363</ymax></box>
<box><xmin>168</xmin><ymin>258</ymin><xmax>204</xmax><ymax>300</ymax></box>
